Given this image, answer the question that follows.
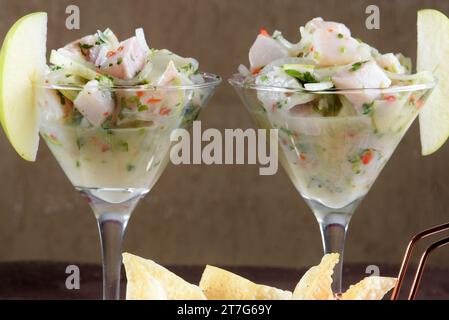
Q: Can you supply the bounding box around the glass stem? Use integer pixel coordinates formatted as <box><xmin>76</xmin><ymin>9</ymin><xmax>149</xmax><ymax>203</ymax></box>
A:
<box><xmin>318</xmin><ymin>213</ymin><xmax>351</xmax><ymax>294</ymax></box>
<box><xmin>97</xmin><ymin>213</ymin><xmax>129</xmax><ymax>300</ymax></box>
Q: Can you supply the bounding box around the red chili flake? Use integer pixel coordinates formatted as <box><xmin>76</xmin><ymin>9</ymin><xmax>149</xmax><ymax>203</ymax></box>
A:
<box><xmin>136</xmin><ymin>91</ymin><xmax>145</xmax><ymax>98</ymax></box>
<box><xmin>106</xmin><ymin>51</ymin><xmax>116</xmax><ymax>58</ymax></box>
<box><xmin>346</xmin><ymin>131</ymin><xmax>356</xmax><ymax>138</ymax></box>
<box><xmin>327</xmin><ymin>28</ymin><xmax>334</xmax><ymax>32</ymax></box>
<box><xmin>80</xmin><ymin>193</ymin><xmax>92</xmax><ymax>203</ymax></box>
<box><xmin>259</xmin><ymin>28</ymin><xmax>269</xmax><ymax>36</ymax></box>
<box><xmin>101</xmin><ymin>144</ymin><xmax>110</xmax><ymax>152</ymax></box>
<box><xmin>299</xmin><ymin>154</ymin><xmax>307</xmax><ymax>161</ymax></box>
<box><xmin>159</xmin><ymin>107</ymin><xmax>171</xmax><ymax>116</ymax></box>
<box><xmin>251</xmin><ymin>67</ymin><xmax>262</xmax><ymax>75</ymax></box>
<box><xmin>384</xmin><ymin>95</ymin><xmax>396</xmax><ymax>102</ymax></box>
<box><xmin>309</xmin><ymin>46</ymin><xmax>314</xmax><ymax>52</ymax></box>
<box><xmin>103</xmin><ymin>112</ymin><xmax>109</xmax><ymax>116</ymax></box>
<box><xmin>146</xmin><ymin>97</ymin><xmax>162</xmax><ymax>104</ymax></box>
<box><xmin>281</xmin><ymin>139</ymin><xmax>287</xmax><ymax>146</ymax></box>
<box><xmin>416</xmin><ymin>98</ymin><xmax>425</xmax><ymax>109</ymax></box>
<box><xmin>361</xmin><ymin>149</ymin><xmax>373</xmax><ymax>165</ymax></box>
<box><xmin>117</xmin><ymin>46</ymin><xmax>124</xmax><ymax>52</ymax></box>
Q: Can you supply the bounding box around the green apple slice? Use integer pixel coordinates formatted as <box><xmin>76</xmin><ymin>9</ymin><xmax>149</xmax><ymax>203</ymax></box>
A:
<box><xmin>0</xmin><ymin>12</ymin><xmax>47</xmax><ymax>161</ymax></box>
<box><xmin>418</xmin><ymin>9</ymin><xmax>449</xmax><ymax>155</ymax></box>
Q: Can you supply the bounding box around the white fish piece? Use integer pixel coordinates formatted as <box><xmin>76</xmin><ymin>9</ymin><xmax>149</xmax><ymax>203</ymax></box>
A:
<box><xmin>249</xmin><ymin>34</ymin><xmax>290</xmax><ymax>70</ymax></box>
<box><xmin>255</xmin><ymin>69</ymin><xmax>317</xmax><ymax>113</ymax></box>
<box><xmin>332</xmin><ymin>60</ymin><xmax>392</xmax><ymax>112</ymax></box>
<box><xmin>375</xmin><ymin>53</ymin><xmax>406</xmax><ymax>74</ymax></box>
<box><xmin>39</xmin><ymin>89</ymin><xmax>67</xmax><ymax>122</ymax></box>
<box><xmin>99</xmin><ymin>36</ymin><xmax>148</xmax><ymax>80</ymax></box>
<box><xmin>309</xmin><ymin>29</ymin><xmax>371</xmax><ymax>66</ymax></box>
<box><xmin>63</xmin><ymin>30</ymin><xmax>120</xmax><ymax>65</ymax></box>
<box><xmin>63</xmin><ymin>35</ymin><xmax>97</xmax><ymax>61</ymax></box>
<box><xmin>272</xmin><ymin>31</ymin><xmax>302</xmax><ymax>56</ymax></box>
<box><xmin>304</xmin><ymin>17</ymin><xmax>351</xmax><ymax>37</ymax></box>
<box><xmin>74</xmin><ymin>80</ymin><xmax>114</xmax><ymax>126</ymax></box>
<box><xmin>145</xmin><ymin>49</ymin><xmax>198</xmax><ymax>82</ymax></box>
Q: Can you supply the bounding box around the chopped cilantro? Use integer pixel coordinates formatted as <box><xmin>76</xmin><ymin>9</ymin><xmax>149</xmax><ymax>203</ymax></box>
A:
<box><xmin>50</xmin><ymin>65</ymin><xmax>62</xmax><ymax>71</ymax></box>
<box><xmin>138</xmin><ymin>104</ymin><xmax>148</xmax><ymax>112</ymax></box>
<box><xmin>118</xmin><ymin>141</ymin><xmax>129</xmax><ymax>152</ymax></box>
<box><xmin>350</xmin><ymin>61</ymin><xmax>369</xmax><ymax>72</ymax></box>
<box><xmin>337</xmin><ymin>33</ymin><xmax>344</xmax><ymax>39</ymax></box>
<box><xmin>57</xmin><ymin>91</ymin><xmax>66</xmax><ymax>105</ymax></box>
<box><xmin>79</xmin><ymin>43</ymin><xmax>94</xmax><ymax>49</ymax></box>
<box><xmin>76</xmin><ymin>137</ymin><xmax>86</xmax><ymax>150</ymax></box>
<box><xmin>259</xmin><ymin>75</ymin><xmax>268</xmax><ymax>82</ymax></box>
<box><xmin>362</xmin><ymin>102</ymin><xmax>374</xmax><ymax>115</ymax></box>
<box><xmin>284</xmin><ymin>69</ymin><xmax>318</xmax><ymax>84</ymax></box>
<box><xmin>117</xmin><ymin>57</ymin><xmax>123</xmax><ymax>65</ymax></box>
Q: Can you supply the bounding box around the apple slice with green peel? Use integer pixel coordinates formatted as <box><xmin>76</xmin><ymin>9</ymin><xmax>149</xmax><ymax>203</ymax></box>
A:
<box><xmin>0</xmin><ymin>12</ymin><xmax>47</xmax><ymax>161</ymax></box>
<box><xmin>418</xmin><ymin>9</ymin><xmax>449</xmax><ymax>156</ymax></box>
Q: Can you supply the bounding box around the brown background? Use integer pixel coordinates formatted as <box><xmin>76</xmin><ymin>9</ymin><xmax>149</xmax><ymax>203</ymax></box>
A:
<box><xmin>0</xmin><ymin>0</ymin><xmax>448</xmax><ymax>272</ymax></box>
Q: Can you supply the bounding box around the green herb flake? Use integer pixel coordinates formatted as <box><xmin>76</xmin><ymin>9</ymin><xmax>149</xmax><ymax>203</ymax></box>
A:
<box><xmin>57</xmin><ymin>91</ymin><xmax>66</xmax><ymax>105</ymax></box>
<box><xmin>79</xmin><ymin>43</ymin><xmax>94</xmax><ymax>49</ymax></box>
<box><xmin>50</xmin><ymin>65</ymin><xmax>62</xmax><ymax>71</ymax></box>
<box><xmin>127</xmin><ymin>164</ymin><xmax>135</xmax><ymax>172</ymax></box>
<box><xmin>337</xmin><ymin>33</ymin><xmax>344</xmax><ymax>39</ymax></box>
<box><xmin>350</xmin><ymin>60</ymin><xmax>369</xmax><ymax>72</ymax></box>
<box><xmin>76</xmin><ymin>137</ymin><xmax>86</xmax><ymax>150</ymax></box>
<box><xmin>259</xmin><ymin>75</ymin><xmax>268</xmax><ymax>82</ymax></box>
<box><xmin>284</xmin><ymin>69</ymin><xmax>318</xmax><ymax>84</ymax></box>
<box><xmin>75</xmin><ymin>160</ymin><xmax>81</xmax><ymax>168</ymax></box>
<box><xmin>339</xmin><ymin>46</ymin><xmax>346</xmax><ymax>54</ymax></box>
<box><xmin>117</xmin><ymin>57</ymin><xmax>123</xmax><ymax>65</ymax></box>
<box><xmin>118</xmin><ymin>141</ymin><xmax>129</xmax><ymax>152</ymax></box>
<box><xmin>362</xmin><ymin>101</ymin><xmax>374</xmax><ymax>115</ymax></box>
<box><xmin>138</xmin><ymin>104</ymin><xmax>148</xmax><ymax>112</ymax></box>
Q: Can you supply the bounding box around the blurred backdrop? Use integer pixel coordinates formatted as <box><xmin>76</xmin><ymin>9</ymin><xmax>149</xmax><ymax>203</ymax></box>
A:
<box><xmin>0</xmin><ymin>0</ymin><xmax>448</xmax><ymax>271</ymax></box>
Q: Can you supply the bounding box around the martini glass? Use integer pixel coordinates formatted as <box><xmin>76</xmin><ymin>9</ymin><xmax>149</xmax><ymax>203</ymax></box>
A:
<box><xmin>37</xmin><ymin>73</ymin><xmax>221</xmax><ymax>299</ymax></box>
<box><xmin>230</xmin><ymin>74</ymin><xmax>435</xmax><ymax>294</ymax></box>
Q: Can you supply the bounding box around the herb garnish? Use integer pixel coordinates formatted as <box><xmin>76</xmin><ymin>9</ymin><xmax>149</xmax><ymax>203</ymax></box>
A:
<box><xmin>350</xmin><ymin>60</ymin><xmax>369</xmax><ymax>72</ymax></box>
<box><xmin>284</xmin><ymin>69</ymin><xmax>318</xmax><ymax>84</ymax></box>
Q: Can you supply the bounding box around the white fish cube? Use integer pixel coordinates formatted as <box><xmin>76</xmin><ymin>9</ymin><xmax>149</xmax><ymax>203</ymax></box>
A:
<box><xmin>249</xmin><ymin>34</ymin><xmax>289</xmax><ymax>70</ymax></box>
<box><xmin>100</xmin><ymin>36</ymin><xmax>148</xmax><ymax>79</ymax></box>
<box><xmin>74</xmin><ymin>80</ymin><xmax>114</xmax><ymax>126</ymax></box>
<box><xmin>309</xmin><ymin>29</ymin><xmax>371</xmax><ymax>66</ymax></box>
<box><xmin>375</xmin><ymin>53</ymin><xmax>406</xmax><ymax>74</ymax></box>
<box><xmin>332</xmin><ymin>60</ymin><xmax>392</xmax><ymax>111</ymax></box>
<box><xmin>304</xmin><ymin>17</ymin><xmax>351</xmax><ymax>37</ymax></box>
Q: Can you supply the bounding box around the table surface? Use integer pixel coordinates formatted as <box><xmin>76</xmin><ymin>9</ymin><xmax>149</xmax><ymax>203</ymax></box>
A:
<box><xmin>0</xmin><ymin>262</ymin><xmax>447</xmax><ymax>300</ymax></box>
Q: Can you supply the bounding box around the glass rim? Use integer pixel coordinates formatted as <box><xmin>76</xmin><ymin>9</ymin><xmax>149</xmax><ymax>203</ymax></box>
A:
<box><xmin>228</xmin><ymin>73</ymin><xmax>437</xmax><ymax>94</ymax></box>
<box><xmin>36</xmin><ymin>72</ymin><xmax>222</xmax><ymax>91</ymax></box>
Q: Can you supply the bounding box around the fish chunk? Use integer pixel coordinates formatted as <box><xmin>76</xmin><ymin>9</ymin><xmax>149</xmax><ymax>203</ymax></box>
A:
<box><xmin>308</xmin><ymin>29</ymin><xmax>371</xmax><ymax>66</ymax></box>
<box><xmin>74</xmin><ymin>80</ymin><xmax>114</xmax><ymax>126</ymax></box>
<box><xmin>332</xmin><ymin>60</ymin><xmax>392</xmax><ymax>111</ymax></box>
<box><xmin>304</xmin><ymin>17</ymin><xmax>351</xmax><ymax>37</ymax></box>
<box><xmin>64</xmin><ymin>31</ymin><xmax>119</xmax><ymax>65</ymax></box>
<box><xmin>375</xmin><ymin>53</ymin><xmax>406</xmax><ymax>74</ymax></box>
<box><xmin>249</xmin><ymin>34</ymin><xmax>289</xmax><ymax>70</ymax></box>
<box><xmin>99</xmin><ymin>36</ymin><xmax>148</xmax><ymax>79</ymax></box>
